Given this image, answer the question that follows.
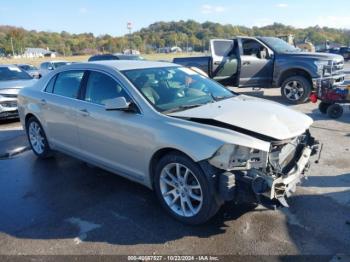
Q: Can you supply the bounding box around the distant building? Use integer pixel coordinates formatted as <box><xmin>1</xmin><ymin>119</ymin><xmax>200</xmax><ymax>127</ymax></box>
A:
<box><xmin>23</xmin><ymin>48</ymin><xmax>57</xmax><ymax>58</ymax></box>
<box><xmin>123</xmin><ymin>49</ymin><xmax>140</xmax><ymax>55</ymax></box>
<box><xmin>157</xmin><ymin>46</ymin><xmax>183</xmax><ymax>53</ymax></box>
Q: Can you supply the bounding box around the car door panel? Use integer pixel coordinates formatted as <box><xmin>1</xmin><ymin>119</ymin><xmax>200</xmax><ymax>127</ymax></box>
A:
<box><xmin>75</xmin><ymin>101</ymin><xmax>147</xmax><ymax>179</ymax></box>
<box><xmin>210</xmin><ymin>39</ymin><xmax>238</xmax><ymax>84</ymax></box>
<box><xmin>42</xmin><ymin>70</ymin><xmax>85</xmax><ymax>153</ymax></box>
<box><xmin>76</xmin><ymin>70</ymin><xmax>148</xmax><ymax>179</ymax></box>
<box><xmin>239</xmin><ymin>38</ymin><xmax>274</xmax><ymax>87</ymax></box>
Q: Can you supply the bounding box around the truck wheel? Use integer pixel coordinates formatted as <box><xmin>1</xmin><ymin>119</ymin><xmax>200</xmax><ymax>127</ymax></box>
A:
<box><xmin>327</xmin><ymin>104</ymin><xmax>343</xmax><ymax>119</ymax></box>
<box><xmin>154</xmin><ymin>152</ymin><xmax>220</xmax><ymax>225</ymax></box>
<box><xmin>281</xmin><ymin>76</ymin><xmax>312</xmax><ymax>104</ymax></box>
<box><xmin>319</xmin><ymin>102</ymin><xmax>331</xmax><ymax>114</ymax></box>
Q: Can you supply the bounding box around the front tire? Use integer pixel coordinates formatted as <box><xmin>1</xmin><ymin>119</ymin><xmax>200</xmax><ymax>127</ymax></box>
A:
<box><xmin>154</xmin><ymin>153</ymin><xmax>220</xmax><ymax>225</ymax></box>
<box><xmin>26</xmin><ymin>117</ymin><xmax>52</xmax><ymax>158</ymax></box>
<box><xmin>281</xmin><ymin>76</ymin><xmax>312</xmax><ymax>104</ymax></box>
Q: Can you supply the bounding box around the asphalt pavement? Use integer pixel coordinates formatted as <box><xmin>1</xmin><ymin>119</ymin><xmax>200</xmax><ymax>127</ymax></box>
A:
<box><xmin>0</xmin><ymin>64</ymin><xmax>349</xmax><ymax>256</ymax></box>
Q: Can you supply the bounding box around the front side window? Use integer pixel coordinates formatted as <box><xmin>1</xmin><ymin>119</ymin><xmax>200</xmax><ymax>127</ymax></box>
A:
<box><xmin>242</xmin><ymin>39</ymin><xmax>269</xmax><ymax>59</ymax></box>
<box><xmin>123</xmin><ymin>66</ymin><xmax>235</xmax><ymax>113</ymax></box>
<box><xmin>53</xmin><ymin>71</ymin><xmax>84</xmax><ymax>98</ymax></box>
<box><xmin>52</xmin><ymin>62</ymin><xmax>69</xmax><ymax>69</ymax></box>
<box><xmin>84</xmin><ymin>71</ymin><xmax>129</xmax><ymax>105</ymax></box>
<box><xmin>0</xmin><ymin>66</ymin><xmax>32</xmax><ymax>81</ymax></box>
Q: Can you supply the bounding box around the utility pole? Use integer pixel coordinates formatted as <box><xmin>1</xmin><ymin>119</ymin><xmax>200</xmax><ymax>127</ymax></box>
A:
<box><xmin>127</xmin><ymin>22</ymin><xmax>133</xmax><ymax>54</ymax></box>
<box><xmin>10</xmin><ymin>37</ymin><xmax>15</xmax><ymax>56</ymax></box>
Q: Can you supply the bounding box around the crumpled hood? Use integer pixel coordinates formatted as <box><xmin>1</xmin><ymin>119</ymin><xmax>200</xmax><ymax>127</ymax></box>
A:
<box><xmin>0</xmin><ymin>79</ymin><xmax>38</xmax><ymax>94</ymax></box>
<box><xmin>168</xmin><ymin>95</ymin><xmax>313</xmax><ymax>141</ymax></box>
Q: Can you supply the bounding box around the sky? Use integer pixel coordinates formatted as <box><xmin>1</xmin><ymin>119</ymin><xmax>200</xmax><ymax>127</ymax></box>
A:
<box><xmin>0</xmin><ymin>0</ymin><xmax>350</xmax><ymax>36</ymax></box>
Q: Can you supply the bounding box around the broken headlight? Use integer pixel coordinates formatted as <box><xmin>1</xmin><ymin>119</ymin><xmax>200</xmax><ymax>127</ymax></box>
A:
<box><xmin>208</xmin><ymin>144</ymin><xmax>268</xmax><ymax>171</ymax></box>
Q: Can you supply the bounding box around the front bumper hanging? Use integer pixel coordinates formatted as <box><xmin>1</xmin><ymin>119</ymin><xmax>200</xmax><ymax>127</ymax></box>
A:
<box><xmin>218</xmin><ymin>137</ymin><xmax>322</xmax><ymax>209</ymax></box>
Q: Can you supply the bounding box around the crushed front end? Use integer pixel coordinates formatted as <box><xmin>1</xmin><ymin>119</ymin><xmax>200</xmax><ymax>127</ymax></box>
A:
<box><xmin>207</xmin><ymin>131</ymin><xmax>320</xmax><ymax>208</ymax></box>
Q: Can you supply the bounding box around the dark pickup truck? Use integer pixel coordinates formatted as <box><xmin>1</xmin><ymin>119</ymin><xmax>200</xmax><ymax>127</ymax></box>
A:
<box><xmin>174</xmin><ymin>37</ymin><xmax>345</xmax><ymax>104</ymax></box>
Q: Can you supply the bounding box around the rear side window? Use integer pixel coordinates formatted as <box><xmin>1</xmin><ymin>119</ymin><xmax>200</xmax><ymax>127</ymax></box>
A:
<box><xmin>213</xmin><ymin>41</ymin><xmax>234</xmax><ymax>57</ymax></box>
<box><xmin>53</xmin><ymin>71</ymin><xmax>84</xmax><ymax>98</ymax></box>
<box><xmin>45</xmin><ymin>75</ymin><xmax>57</xmax><ymax>93</ymax></box>
<box><xmin>84</xmin><ymin>71</ymin><xmax>129</xmax><ymax>105</ymax></box>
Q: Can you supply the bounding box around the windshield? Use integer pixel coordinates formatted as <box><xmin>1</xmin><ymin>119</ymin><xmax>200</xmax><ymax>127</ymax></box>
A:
<box><xmin>0</xmin><ymin>66</ymin><xmax>32</xmax><ymax>81</ymax></box>
<box><xmin>53</xmin><ymin>62</ymin><xmax>69</xmax><ymax>68</ymax></box>
<box><xmin>260</xmin><ymin>37</ymin><xmax>299</xmax><ymax>53</ymax></box>
<box><xmin>118</xmin><ymin>55</ymin><xmax>145</xmax><ymax>60</ymax></box>
<box><xmin>123</xmin><ymin>66</ymin><xmax>235</xmax><ymax>113</ymax></box>
<box><xmin>18</xmin><ymin>65</ymin><xmax>38</xmax><ymax>71</ymax></box>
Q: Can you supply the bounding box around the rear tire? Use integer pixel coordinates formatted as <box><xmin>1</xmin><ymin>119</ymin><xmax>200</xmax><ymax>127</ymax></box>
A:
<box><xmin>319</xmin><ymin>102</ymin><xmax>331</xmax><ymax>114</ymax></box>
<box><xmin>26</xmin><ymin>117</ymin><xmax>52</xmax><ymax>158</ymax></box>
<box><xmin>327</xmin><ymin>104</ymin><xmax>343</xmax><ymax>119</ymax></box>
<box><xmin>281</xmin><ymin>76</ymin><xmax>312</xmax><ymax>104</ymax></box>
<box><xmin>154</xmin><ymin>152</ymin><xmax>220</xmax><ymax>225</ymax></box>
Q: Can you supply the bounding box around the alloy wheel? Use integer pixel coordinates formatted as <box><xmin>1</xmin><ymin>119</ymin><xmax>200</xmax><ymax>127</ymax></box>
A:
<box><xmin>284</xmin><ymin>80</ymin><xmax>305</xmax><ymax>101</ymax></box>
<box><xmin>159</xmin><ymin>163</ymin><xmax>203</xmax><ymax>217</ymax></box>
<box><xmin>28</xmin><ymin>121</ymin><xmax>45</xmax><ymax>154</ymax></box>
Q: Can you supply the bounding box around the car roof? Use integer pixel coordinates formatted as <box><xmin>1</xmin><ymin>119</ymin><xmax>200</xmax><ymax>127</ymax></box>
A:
<box><xmin>87</xmin><ymin>60</ymin><xmax>177</xmax><ymax>71</ymax></box>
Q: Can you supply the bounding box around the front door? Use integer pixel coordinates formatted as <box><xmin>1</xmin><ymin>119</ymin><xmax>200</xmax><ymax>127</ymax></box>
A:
<box><xmin>210</xmin><ymin>39</ymin><xmax>239</xmax><ymax>85</ymax></box>
<box><xmin>239</xmin><ymin>38</ymin><xmax>274</xmax><ymax>87</ymax></box>
<box><xmin>75</xmin><ymin>70</ymin><xmax>145</xmax><ymax>180</ymax></box>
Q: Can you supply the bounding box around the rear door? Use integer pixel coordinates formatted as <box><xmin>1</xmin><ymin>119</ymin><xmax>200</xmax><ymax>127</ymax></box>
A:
<box><xmin>210</xmin><ymin>39</ymin><xmax>238</xmax><ymax>84</ymax></box>
<box><xmin>42</xmin><ymin>70</ymin><xmax>85</xmax><ymax>154</ymax></box>
<box><xmin>238</xmin><ymin>38</ymin><xmax>274</xmax><ymax>87</ymax></box>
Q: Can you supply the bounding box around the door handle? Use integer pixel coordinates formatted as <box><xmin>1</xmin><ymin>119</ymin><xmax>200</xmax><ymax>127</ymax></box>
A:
<box><xmin>242</xmin><ymin>61</ymin><xmax>250</xmax><ymax>66</ymax></box>
<box><xmin>39</xmin><ymin>99</ymin><xmax>47</xmax><ymax>105</ymax></box>
<box><xmin>214</xmin><ymin>61</ymin><xmax>221</xmax><ymax>65</ymax></box>
<box><xmin>79</xmin><ymin>108</ymin><xmax>90</xmax><ymax>117</ymax></box>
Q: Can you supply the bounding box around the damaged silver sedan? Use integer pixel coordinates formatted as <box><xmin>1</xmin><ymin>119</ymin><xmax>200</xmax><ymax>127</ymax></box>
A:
<box><xmin>17</xmin><ymin>61</ymin><xmax>319</xmax><ymax>224</ymax></box>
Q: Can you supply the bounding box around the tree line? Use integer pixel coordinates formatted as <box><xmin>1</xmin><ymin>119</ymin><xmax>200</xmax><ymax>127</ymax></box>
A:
<box><xmin>1</xmin><ymin>20</ymin><xmax>350</xmax><ymax>56</ymax></box>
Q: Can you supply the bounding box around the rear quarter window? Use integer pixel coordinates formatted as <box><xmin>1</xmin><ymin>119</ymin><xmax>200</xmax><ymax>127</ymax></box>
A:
<box><xmin>45</xmin><ymin>75</ymin><xmax>57</xmax><ymax>93</ymax></box>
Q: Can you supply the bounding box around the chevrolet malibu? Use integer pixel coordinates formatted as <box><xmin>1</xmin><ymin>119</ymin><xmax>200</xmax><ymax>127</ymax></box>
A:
<box><xmin>18</xmin><ymin>61</ymin><xmax>318</xmax><ymax>224</ymax></box>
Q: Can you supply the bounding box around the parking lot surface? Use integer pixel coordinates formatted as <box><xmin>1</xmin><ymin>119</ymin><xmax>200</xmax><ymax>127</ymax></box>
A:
<box><xmin>0</xmin><ymin>64</ymin><xmax>349</xmax><ymax>256</ymax></box>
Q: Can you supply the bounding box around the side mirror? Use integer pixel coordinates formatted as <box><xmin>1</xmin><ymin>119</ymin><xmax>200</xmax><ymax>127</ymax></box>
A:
<box><xmin>48</xmin><ymin>66</ymin><xmax>54</xmax><ymax>70</ymax></box>
<box><xmin>105</xmin><ymin>97</ymin><xmax>132</xmax><ymax>111</ymax></box>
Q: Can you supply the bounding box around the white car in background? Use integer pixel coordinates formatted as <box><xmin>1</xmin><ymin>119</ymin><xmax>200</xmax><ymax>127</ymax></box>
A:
<box><xmin>18</xmin><ymin>61</ymin><xmax>319</xmax><ymax>224</ymax></box>
<box><xmin>39</xmin><ymin>61</ymin><xmax>71</xmax><ymax>77</ymax></box>
<box><xmin>0</xmin><ymin>65</ymin><xmax>37</xmax><ymax>119</ymax></box>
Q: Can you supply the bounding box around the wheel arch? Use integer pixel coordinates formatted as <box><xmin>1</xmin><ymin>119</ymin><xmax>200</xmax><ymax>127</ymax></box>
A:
<box><xmin>278</xmin><ymin>68</ymin><xmax>313</xmax><ymax>87</ymax></box>
<box><xmin>148</xmin><ymin>147</ymin><xmax>198</xmax><ymax>189</ymax></box>
<box><xmin>24</xmin><ymin>113</ymin><xmax>40</xmax><ymax>127</ymax></box>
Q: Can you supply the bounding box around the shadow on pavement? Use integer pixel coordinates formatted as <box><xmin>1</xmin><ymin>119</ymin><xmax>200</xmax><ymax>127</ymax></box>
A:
<box><xmin>0</xmin><ymin>152</ymin><xmax>257</xmax><ymax>245</ymax></box>
<box><xmin>285</xmin><ymin>188</ymin><xmax>350</xmax><ymax>255</ymax></box>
